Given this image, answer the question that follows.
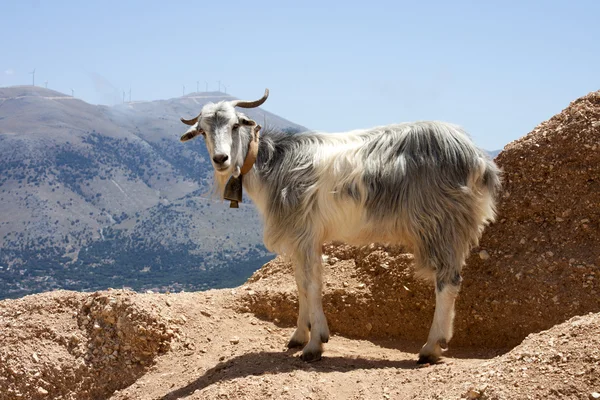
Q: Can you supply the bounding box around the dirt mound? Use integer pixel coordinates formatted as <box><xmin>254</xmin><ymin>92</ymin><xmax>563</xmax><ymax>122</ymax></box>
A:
<box><xmin>0</xmin><ymin>290</ymin><xmax>178</xmax><ymax>400</ymax></box>
<box><xmin>469</xmin><ymin>312</ymin><xmax>600</xmax><ymax>399</ymax></box>
<box><xmin>4</xmin><ymin>289</ymin><xmax>599</xmax><ymax>399</ymax></box>
<box><xmin>240</xmin><ymin>90</ymin><xmax>600</xmax><ymax>349</ymax></box>
<box><xmin>458</xmin><ymin>89</ymin><xmax>600</xmax><ymax>347</ymax></box>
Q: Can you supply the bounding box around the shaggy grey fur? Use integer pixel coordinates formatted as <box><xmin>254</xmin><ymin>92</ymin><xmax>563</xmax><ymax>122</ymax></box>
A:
<box><xmin>252</xmin><ymin>122</ymin><xmax>500</xmax><ymax>291</ymax></box>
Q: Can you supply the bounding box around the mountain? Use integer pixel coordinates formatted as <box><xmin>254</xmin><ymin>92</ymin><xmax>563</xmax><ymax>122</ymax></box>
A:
<box><xmin>0</xmin><ymin>86</ymin><xmax>304</xmax><ymax>299</ymax></box>
<box><xmin>486</xmin><ymin>149</ymin><xmax>502</xmax><ymax>158</ymax></box>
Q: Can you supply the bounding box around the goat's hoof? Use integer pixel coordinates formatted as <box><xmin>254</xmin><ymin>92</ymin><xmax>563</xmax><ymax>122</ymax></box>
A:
<box><xmin>417</xmin><ymin>354</ymin><xmax>440</xmax><ymax>365</ymax></box>
<box><xmin>321</xmin><ymin>333</ymin><xmax>329</xmax><ymax>343</ymax></box>
<box><xmin>417</xmin><ymin>355</ymin><xmax>438</xmax><ymax>365</ymax></box>
<box><xmin>438</xmin><ymin>339</ymin><xmax>448</xmax><ymax>350</ymax></box>
<box><xmin>300</xmin><ymin>349</ymin><xmax>322</xmax><ymax>363</ymax></box>
<box><xmin>287</xmin><ymin>339</ymin><xmax>306</xmax><ymax>349</ymax></box>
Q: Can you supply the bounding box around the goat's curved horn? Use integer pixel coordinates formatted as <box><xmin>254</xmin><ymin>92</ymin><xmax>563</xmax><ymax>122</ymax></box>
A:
<box><xmin>180</xmin><ymin>114</ymin><xmax>201</xmax><ymax>126</ymax></box>
<box><xmin>231</xmin><ymin>88</ymin><xmax>269</xmax><ymax>109</ymax></box>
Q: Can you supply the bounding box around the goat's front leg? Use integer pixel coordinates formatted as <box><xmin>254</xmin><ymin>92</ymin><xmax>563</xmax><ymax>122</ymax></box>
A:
<box><xmin>291</xmin><ymin>250</ymin><xmax>329</xmax><ymax>362</ymax></box>
<box><xmin>287</xmin><ymin>266</ymin><xmax>310</xmax><ymax>348</ymax></box>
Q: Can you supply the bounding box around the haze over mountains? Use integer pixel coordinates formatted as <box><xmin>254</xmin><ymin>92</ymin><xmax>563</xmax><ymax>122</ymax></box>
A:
<box><xmin>0</xmin><ymin>86</ymin><xmax>305</xmax><ymax>299</ymax></box>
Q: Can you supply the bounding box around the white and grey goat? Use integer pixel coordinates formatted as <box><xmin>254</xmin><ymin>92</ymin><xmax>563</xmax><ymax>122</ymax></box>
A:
<box><xmin>179</xmin><ymin>89</ymin><xmax>501</xmax><ymax>364</ymax></box>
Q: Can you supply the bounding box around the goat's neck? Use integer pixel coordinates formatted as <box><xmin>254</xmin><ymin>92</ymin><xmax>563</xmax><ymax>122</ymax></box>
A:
<box><xmin>240</xmin><ymin>133</ymin><xmax>269</xmax><ymax>215</ymax></box>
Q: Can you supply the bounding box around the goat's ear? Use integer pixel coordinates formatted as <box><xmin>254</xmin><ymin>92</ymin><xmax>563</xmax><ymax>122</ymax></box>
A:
<box><xmin>180</xmin><ymin>128</ymin><xmax>204</xmax><ymax>142</ymax></box>
<box><xmin>240</xmin><ymin>117</ymin><xmax>257</xmax><ymax>127</ymax></box>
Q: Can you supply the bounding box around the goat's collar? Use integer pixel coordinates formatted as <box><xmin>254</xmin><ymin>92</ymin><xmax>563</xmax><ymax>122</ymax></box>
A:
<box><xmin>240</xmin><ymin>124</ymin><xmax>261</xmax><ymax>175</ymax></box>
<box><xmin>223</xmin><ymin>125</ymin><xmax>261</xmax><ymax>208</ymax></box>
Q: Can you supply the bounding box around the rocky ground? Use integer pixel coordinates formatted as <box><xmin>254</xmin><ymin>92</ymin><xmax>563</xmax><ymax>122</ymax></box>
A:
<box><xmin>1</xmin><ymin>288</ymin><xmax>599</xmax><ymax>400</ymax></box>
<box><xmin>1</xmin><ymin>90</ymin><xmax>599</xmax><ymax>399</ymax></box>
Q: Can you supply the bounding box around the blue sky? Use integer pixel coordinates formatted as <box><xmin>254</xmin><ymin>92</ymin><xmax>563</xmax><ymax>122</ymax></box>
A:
<box><xmin>2</xmin><ymin>0</ymin><xmax>599</xmax><ymax>150</ymax></box>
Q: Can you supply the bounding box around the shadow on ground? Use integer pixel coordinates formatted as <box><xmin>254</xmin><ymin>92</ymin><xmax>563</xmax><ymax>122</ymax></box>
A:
<box><xmin>161</xmin><ymin>349</ymin><xmax>420</xmax><ymax>399</ymax></box>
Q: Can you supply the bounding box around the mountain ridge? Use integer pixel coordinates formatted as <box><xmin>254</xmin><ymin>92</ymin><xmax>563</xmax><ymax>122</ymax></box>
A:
<box><xmin>0</xmin><ymin>86</ymin><xmax>308</xmax><ymax>299</ymax></box>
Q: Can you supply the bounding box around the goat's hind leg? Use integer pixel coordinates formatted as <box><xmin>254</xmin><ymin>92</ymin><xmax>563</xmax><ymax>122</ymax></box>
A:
<box><xmin>418</xmin><ymin>272</ymin><xmax>462</xmax><ymax>364</ymax></box>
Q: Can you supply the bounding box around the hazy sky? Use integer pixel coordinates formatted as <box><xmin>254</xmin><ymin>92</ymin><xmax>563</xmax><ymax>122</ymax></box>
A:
<box><xmin>2</xmin><ymin>0</ymin><xmax>599</xmax><ymax>150</ymax></box>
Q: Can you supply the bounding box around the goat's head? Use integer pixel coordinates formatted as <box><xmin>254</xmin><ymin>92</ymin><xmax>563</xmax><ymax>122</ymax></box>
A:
<box><xmin>180</xmin><ymin>89</ymin><xmax>269</xmax><ymax>178</ymax></box>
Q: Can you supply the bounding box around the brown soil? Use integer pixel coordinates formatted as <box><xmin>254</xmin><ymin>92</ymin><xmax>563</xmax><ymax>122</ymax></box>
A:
<box><xmin>1</xmin><ymin>289</ymin><xmax>599</xmax><ymax>400</ymax></box>
<box><xmin>0</xmin><ymin>290</ymin><xmax>177</xmax><ymax>399</ymax></box>
<box><xmin>1</xmin><ymin>90</ymin><xmax>599</xmax><ymax>399</ymax></box>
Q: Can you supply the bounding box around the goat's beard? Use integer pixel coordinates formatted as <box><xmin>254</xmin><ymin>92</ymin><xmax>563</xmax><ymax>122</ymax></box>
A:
<box><xmin>210</xmin><ymin>149</ymin><xmax>245</xmax><ymax>200</ymax></box>
<box><xmin>212</xmin><ymin>170</ymin><xmax>230</xmax><ymax>200</ymax></box>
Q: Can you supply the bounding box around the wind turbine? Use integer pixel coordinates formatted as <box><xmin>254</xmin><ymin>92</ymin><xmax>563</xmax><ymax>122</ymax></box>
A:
<box><xmin>182</xmin><ymin>85</ymin><xmax>185</xmax><ymax>96</ymax></box>
<box><xmin>196</xmin><ymin>81</ymin><xmax>199</xmax><ymax>93</ymax></box>
<box><xmin>30</xmin><ymin>68</ymin><xmax>36</xmax><ymax>86</ymax></box>
<box><xmin>205</xmin><ymin>81</ymin><xmax>208</xmax><ymax>92</ymax></box>
<box><xmin>71</xmin><ymin>89</ymin><xmax>74</xmax><ymax>97</ymax></box>
<box><xmin>129</xmin><ymin>88</ymin><xmax>131</xmax><ymax>102</ymax></box>
<box><xmin>223</xmin><ymin>84</ymin><xmax>227</xmax><ymax>94</ymax></box>
<box><xmin>217</xmin><ymin>80</ymin><xmax>221</xmax><ymax>92</ymax></box>
<box><xmin>44</xmin><ymin>81</ymin><xmax>48</xmax><ymax>88</ymax></box>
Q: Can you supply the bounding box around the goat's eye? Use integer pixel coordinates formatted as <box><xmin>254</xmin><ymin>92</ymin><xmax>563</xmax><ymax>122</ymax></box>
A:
<box><xmin>232</xmin><ymin>123</ymin><xmax>240</xmax><ymax>130</ymax></box>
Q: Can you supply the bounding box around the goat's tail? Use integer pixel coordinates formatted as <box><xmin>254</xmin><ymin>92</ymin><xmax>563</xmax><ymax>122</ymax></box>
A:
<box><xmin>481</xmin><ymin>156</ymin><xmax>502</xmax><ymax>199</ymax></box>
<box><xmin>471</xmin><ymin>153</ymin><xmax>502</xmax><ymax>224</ymax></box>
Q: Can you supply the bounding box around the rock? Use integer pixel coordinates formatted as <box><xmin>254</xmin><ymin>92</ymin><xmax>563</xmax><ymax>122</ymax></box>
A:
<box><xmin>465</xmin><ymin>388</ymin><xmax>483</xmax><ymax>399</ymax></box>
<box><xmin>230</xmin><ymin>337</ymin><xmax>240</xmax><ymax>345</ymax></box>
<box><xmin>37</xmin><ymin>387</ymin><xmax>49</xmax><ymax>395</ymax></box>
<box><xmin>479</xmin><ymin>250</ymin><xmax>490</xmax><ymax>260</ymax></box>
<box><xmin>32</xmin><ymin>352</ymin><xmax>40</xmax><ymax>363</ymax></box>
<box><xmin>590</xmin><ymin>393</ymin><xmax>600</xmax><ymax>400</ymax></box>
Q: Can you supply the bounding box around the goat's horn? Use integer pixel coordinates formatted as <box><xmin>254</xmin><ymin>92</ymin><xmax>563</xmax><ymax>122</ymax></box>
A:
<box><xmin>231</xmin><ymin>88</ymin><xmax>269</xmax><ymax>109</ymax></box>
<box><xmin>180</xmin><ymin>114</ymin><xmax>201</xmax><ymax>126</ymax></box>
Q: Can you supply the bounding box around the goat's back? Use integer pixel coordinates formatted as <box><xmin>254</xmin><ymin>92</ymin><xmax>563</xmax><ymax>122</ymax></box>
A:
<box><xmin>253</xmin><ymin>121</ymin><xmax>501</xmax><ymax>255</ymax></box>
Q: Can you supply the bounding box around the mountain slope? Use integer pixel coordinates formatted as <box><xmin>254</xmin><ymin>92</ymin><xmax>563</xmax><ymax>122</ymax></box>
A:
<box><xmin>0</xmin><ymin>87</ymin><xmax>305</xmax><ymax>299</ymax></box>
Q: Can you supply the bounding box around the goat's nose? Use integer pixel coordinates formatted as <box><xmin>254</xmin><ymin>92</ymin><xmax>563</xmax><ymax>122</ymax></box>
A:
<box><xmin>212</xmin><ymin>154</ymin><xmax>229</xmax><ymax>165</ymax></box>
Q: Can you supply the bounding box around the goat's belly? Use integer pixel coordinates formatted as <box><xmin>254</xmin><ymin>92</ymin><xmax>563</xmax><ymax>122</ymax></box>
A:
<box><xmin>331</xmin><ymin>230</ymin><xmax>406</xmax><ymax>247</ymax></box>
<box><xmin>323</xmin><ymin>207</ymin><xmax>407</xmax><ymax>246</ymax></box>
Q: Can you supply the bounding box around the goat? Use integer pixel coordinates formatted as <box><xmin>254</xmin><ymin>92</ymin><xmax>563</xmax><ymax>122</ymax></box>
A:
<box><xmin>179</xmin><ymin>89</ymin><xmax>501</xmax><ymax>364</ymax></box>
